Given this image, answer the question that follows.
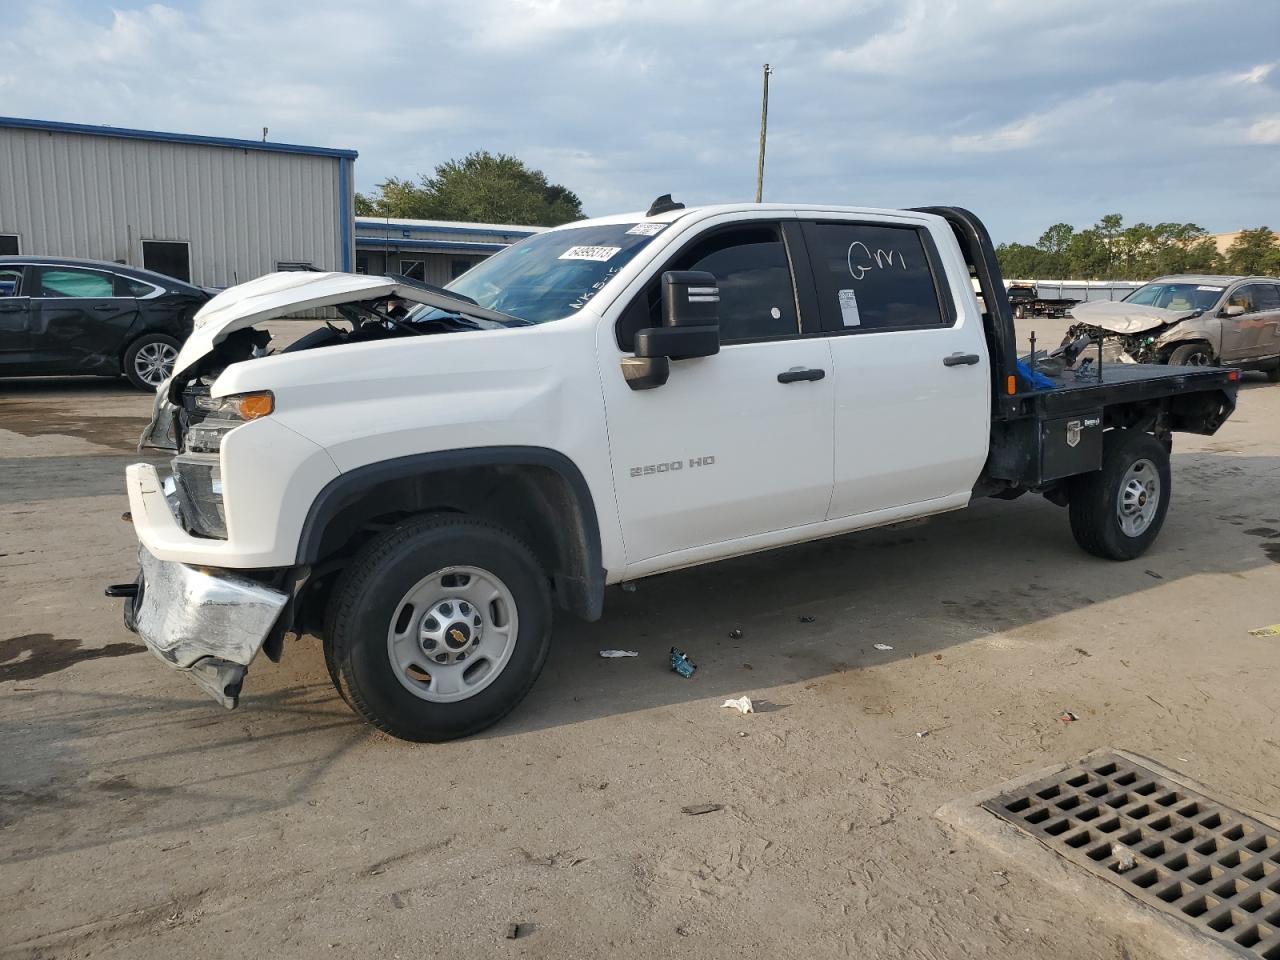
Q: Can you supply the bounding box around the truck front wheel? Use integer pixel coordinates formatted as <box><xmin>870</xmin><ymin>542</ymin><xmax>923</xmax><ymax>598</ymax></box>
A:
<box><xmin>1068</xmin><ymin>430</ymin><xmax>1171</xmax><ymax>560</ymax></box>
<box><xmin>324</xmin><ymin>515</ymin><xmax>552</xmax><ymax>742</ymax></box>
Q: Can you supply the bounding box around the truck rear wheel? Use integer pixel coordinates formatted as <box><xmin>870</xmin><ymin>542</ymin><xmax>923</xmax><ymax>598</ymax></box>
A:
<box><xmin>1068</xmin><ymin>430</ymin><xmax>1171</xmax><ymax>560</ymax></box>
<box><xmin>324</xmin><ymin>515</ymin><xmax>552</xmax><ymax>742</ymax></box>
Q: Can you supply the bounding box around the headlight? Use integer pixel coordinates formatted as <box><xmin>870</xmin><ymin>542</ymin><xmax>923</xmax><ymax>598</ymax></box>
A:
<box><xmin>192</xmin><ymin>390</ymin><xmax>274</xmax><ymax>421</ymax></box>
<box><xmin>171</xmin><ymin>391</ymin><xmax>270</xmax><ymax>538</ymax></box>
<box><xmin>172</xmin><ymin>454</ymin><xmax>226</xmax><ymax>538</ymax></box>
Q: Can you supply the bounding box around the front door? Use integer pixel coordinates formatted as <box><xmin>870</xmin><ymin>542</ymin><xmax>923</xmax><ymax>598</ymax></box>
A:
<box><xmin>31</xmin><ymin>266</ymin><xmax>138</xmax><ymax>373</ymax></box>
<box><xmin>600</xmin><ymin>221</ymin><xmax>835</xmax><ymax>568</ymax></box>
<box><xmin>798</xmin><ymin>217</ymin><xmax>991</xmax><ymax>520</ymax></box>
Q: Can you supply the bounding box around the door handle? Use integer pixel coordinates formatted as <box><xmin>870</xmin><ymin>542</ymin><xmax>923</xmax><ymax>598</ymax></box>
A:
<box><xmin>92</xmin><ymin>305</ymin><xmax>115</xmax><ymax>311</ymax></box>
<box><xmin>943</xmin><ymin>352</ymin><xmax>981</xmax><ymax>367</ymax></box>
<box><xmin>777</xmin><ymin>367</ymin><xmax>826</xmax><ymax>383</ymax></box>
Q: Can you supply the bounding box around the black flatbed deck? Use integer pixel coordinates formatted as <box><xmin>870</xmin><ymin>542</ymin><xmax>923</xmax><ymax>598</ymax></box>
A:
<box><xmin>1018</xmin><ymin>363</ymin><xmax>1239</xmax><ymax>418</ymax></box>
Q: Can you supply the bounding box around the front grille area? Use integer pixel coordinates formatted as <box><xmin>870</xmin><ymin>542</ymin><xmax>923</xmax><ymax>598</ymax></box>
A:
<box><xmin>983</xmin><ymin>753</ymin><xmax>1280</xmax><ymax>958</ymax></box>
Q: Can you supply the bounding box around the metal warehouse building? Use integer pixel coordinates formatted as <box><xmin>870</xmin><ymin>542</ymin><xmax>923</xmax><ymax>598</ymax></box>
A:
<box><xmin>0</xmin><ymin>116</ymin><xmax>356</xmax><ymax>287</ymax></box>
<box><xmin>355</xmin><ymin>217</ymin><xmax>544</xmax><ymax>285</ymax></box>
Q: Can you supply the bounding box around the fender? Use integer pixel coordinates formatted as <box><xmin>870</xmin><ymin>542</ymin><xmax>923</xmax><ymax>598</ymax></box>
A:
<box><xmin>295</xmin><ymin>445</ymin><xmax>606</xmax><ymax>620</ymax></box>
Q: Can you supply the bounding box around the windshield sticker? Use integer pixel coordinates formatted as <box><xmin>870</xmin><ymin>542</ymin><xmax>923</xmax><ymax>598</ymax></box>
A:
<box><xmin>625</xmin><ymin>223</ymin><xmax>666</xmax><ymax>236</ymax></box>
<box><xmin>1196</xmin><ymin>285</ymin><xmax>1225</xmax><ymax>292</ymax></box>
<box><xmin>838</xmin><ymin>289</ymin><xmax>861</xmax><ymax>327</ymax></box>
<box><xmin>559</xmin><ymin>245</ymin><xmax>621</xmax><ymax>262</ymax></box>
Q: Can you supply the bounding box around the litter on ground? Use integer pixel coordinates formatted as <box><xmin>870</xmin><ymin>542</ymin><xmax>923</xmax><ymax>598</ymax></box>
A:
<box><xmin>598</xmin><ymin>649</ymin><xmax>639</xmax><ymax>658</ymax></box>
<box><xmin>873</xmin><ymin>643</ymin><xmax>894</xmax><ymax>651</ymax></box>
<box><xmin>1058</xmin><ymin>711</ymin><xmax>1079</xmax><ymax>722</ymax></box>
<box><xmin>681</xmin><ymin>803</ymin><xmax>723</xmax><ymax>816</ymax></box>
<box><xmin>1248</xmin><ymin>623</ymin><xmax>1280</xmax><ymax>637</ymax></box>
<box><xmin>721</xmin><ymin>696</ymin><xmax>754</xmax><ymax>714</ymax></box>
<box><xmin>669</xmin><ymin>648</ymin><xmax>697</xmax><ymax>678</ymax></box>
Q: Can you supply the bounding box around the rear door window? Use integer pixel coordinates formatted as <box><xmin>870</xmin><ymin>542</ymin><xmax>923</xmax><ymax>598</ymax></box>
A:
<box><xmin>38</xmin><ymin>268</ymin><xmax>115</xmax><ymax>298</ymax></box>
<box><xmin>800</xmin><ymin>221</ymin><xmax>953</xmax><ymax>333</ymax></box>
<box><xmin>1250</xmin><ymin>284</ymin><xmax>1280</xmax><ymax>312</ymax></box>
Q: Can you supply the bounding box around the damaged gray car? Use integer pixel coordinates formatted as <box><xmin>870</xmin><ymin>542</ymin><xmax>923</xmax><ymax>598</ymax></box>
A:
<box><xmin>1065</xmin><ymin>275</ymin><xmax>1280</xmax><ymax>380</ymax></box>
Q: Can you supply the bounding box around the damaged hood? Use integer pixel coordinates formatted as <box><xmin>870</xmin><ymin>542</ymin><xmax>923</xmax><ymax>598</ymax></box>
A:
<box><xmin>1070</xmin><ymin>299</ymin><xmax>1199</xmax><ymax>334</ymax></box>
<box><xmin>172</xmin><ymin>271</ymin><xmax>518</xmax><ymax>378</ymax></box>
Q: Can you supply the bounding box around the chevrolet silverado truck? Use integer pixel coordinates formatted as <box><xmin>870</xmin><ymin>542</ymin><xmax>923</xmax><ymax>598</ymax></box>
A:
<box><xmin>110</xmin><ymin>202</ymin><xmax>1240</xmax><ymax>742</ymax></box>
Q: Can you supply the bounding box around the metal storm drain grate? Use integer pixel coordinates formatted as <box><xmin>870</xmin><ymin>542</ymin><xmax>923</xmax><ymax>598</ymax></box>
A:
<box><xmin>983</xmin><ymin>753</ymin><xmax>1280</xmax><ymax>958</ymax></box>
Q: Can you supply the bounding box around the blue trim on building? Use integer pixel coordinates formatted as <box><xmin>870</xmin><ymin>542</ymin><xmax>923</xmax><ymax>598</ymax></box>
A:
<box><xmin>354</xmin><ymin>219</ymin><xmax>538</xmax><ymax>239</ymax></box>
<box><xmin>0</xmin><ymin>115</ymin><xmax>359</xmax><ymax>160</ymax></box>
<box><xmin>354</xmin><ymin>237</ymin><xmax>508</xmax><ymax>253</ymax></box>
<box><xmin>338</xmin><ymin>158</ymin><xmax>353</xmax><ymax>272</ymax></box>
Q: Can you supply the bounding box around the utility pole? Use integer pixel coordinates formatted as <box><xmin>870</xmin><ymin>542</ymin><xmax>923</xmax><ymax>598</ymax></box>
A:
<box><xmin>755</xmin><ymin>63</ymin><xmax>772</xmax><ymax>203</ymax></box>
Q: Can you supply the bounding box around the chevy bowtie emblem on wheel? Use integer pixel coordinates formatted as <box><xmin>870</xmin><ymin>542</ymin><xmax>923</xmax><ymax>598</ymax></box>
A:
<box><xmin>1066</xmin><ymin>420</ymin><xmax>1082</xmax><ymax>448</ymax></box>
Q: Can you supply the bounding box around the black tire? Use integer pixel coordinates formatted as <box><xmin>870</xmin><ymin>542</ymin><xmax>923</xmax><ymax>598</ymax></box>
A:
<box><xmin>1068</xmin><ymin>430</ymin><xmax>1171</xmax><ymax>560</ymax></box>
<box><xmin>1166</xmin><ymin>342</ymin><xmax>1215</xmax><ymax>368</ymax></box>
<box><xmin>1266</xmin><ymin>363</ymin><xmax>1280</xmax><ymax>383</ymax></box>
<box><xmin>1014</xmin><ymin>304</ymin><xmax>1027</xmax><ymax>320</ymax></box>
<box><xmin>123</xmin><ymin>333</ymin><xmax>181</xmax><ymax>390</ymax></box>
<box><xmin>324</xmin><ymin>515</ymin><xmax>552</xmax><ymax>742</ymax></box>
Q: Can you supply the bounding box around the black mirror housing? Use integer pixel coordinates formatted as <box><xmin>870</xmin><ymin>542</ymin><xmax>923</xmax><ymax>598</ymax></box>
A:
<box><xmin>622</xmin><ymin>271</ymin><xmax>720</xmax><ymax>390</ymax></box>
<box><xmin>633</xmin><ymin>270</ymin><xmax>720</xmax><ymax>360</ymax></box>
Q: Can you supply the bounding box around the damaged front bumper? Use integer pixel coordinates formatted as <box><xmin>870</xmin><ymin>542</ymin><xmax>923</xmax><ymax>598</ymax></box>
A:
<box><xmin>124</xmin><ymin>546</ymin><xmax>289</xmax><ymax>708</ymax></box>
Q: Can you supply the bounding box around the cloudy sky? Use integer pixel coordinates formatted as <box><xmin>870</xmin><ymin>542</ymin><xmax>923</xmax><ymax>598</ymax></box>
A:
<box><xmin>3</xmin><ymin>0</ymin><xmax>1278</xmax><ymax>242</ymax></box>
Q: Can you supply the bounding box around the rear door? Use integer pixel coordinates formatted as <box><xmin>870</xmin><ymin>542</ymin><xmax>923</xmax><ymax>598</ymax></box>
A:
<box><xmin>30</xmin><ymin>266</ymin><xmax>139</xmax><ymax>373</ymax></box>
<box><xmin>0</xmin><ymin>265</ymin><xmax>33</xmax><ymax>366</ymax></box>
<box><xmin>798</xmin><ymin>217</ymin><xmax>990</xmax><ymax>520</ymax></box>
<box><xmin>1249</xmin><ymin>283</ymin><xmax>1280</xmax><ymax>361</ymax></box>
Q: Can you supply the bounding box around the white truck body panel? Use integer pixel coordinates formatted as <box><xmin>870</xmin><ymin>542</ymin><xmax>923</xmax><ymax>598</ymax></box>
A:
<box><xmin>132</xmin><ymin>203</ymin><xmax>997</xmax><ymax>581</ymax></box>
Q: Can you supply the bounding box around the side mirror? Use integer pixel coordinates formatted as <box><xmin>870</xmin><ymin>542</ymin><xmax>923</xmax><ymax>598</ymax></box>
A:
<box><xmin>622</xmin><ymin>271</ymin><xmax>720</xmax><ymax>391</ymax></box>
<box><xmin>1223</xmin><ymin>304</ymin><xmax>1245</xmax><ymax>317</ymax></box>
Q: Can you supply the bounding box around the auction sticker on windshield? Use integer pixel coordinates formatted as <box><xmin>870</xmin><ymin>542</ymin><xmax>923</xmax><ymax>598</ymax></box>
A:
<box><xmin>1196</xmin><ymin>285</ymin><xmax>1224</xmax><ymax>291</ymax></box>
<box><xmin>625</xmin><ymin>223</ymin><xmax>666</xmax><ymax>236</ymax></box>
<box><xmin>559</xmin><ymin>246</ymin><xmax>622</xmax><ymax>262</ymax></box>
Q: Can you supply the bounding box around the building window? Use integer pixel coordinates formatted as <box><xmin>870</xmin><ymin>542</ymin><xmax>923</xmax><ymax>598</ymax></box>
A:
<box><xmin>275</xmin><ymin>261</ymin><xmax>317</xmax><ymax>272</ymax></box>
<box><xmin>355</xmin><ymin>255</ymin><xmax>369</xmax><ymax>275</ymax></box>
<box><xmin>142</xmin><ymin>240</ymin><xmax>192</xmax><ymax>283</ymax></box>
<box><xmin>0</xmin><ymin>234</ymin><xmax>18</xmax><ymax>256</ymax></box>
<box><xmin>451</xmin><ymin>259</ymin><xmax>473</xmax><ymax>280</ymax></box>
<box><xmin>399</xmin><ymin>259</ymin><xmax>426</xmax><ymax>281</ymax></box>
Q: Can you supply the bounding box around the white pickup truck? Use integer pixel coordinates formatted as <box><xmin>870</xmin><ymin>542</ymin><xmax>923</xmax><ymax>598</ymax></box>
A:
<box><xmin>111</xmin><ymin>201</ymin><xmax>1239</xmax><ymax>741</ymax></box>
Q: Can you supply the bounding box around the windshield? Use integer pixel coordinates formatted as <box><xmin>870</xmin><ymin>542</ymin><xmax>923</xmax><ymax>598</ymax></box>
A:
<box><xmin>1123</xmin><ymin>281</ymin><xmax>1224</xmax><ymax>311</ymax></box>
<box><xmin>424</xmin><ymin>222</ymin><xmax>666</xmax><ymax>324</ymax></box>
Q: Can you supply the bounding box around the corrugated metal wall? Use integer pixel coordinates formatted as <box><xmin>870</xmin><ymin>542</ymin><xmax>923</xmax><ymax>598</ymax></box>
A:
<box><xmin>0</xmin><ymin>127</ymin><xmax>346</xmax><ymax>287</ymax></box>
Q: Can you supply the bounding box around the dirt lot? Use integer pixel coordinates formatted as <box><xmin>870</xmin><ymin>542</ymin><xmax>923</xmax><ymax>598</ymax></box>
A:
<box><xmin>2</xmin><ymin>344</ymin><xmax>1279</xmax><ymax>959</ymax></box>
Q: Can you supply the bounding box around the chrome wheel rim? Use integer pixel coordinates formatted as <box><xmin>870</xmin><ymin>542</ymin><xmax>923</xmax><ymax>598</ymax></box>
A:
<box><xmin>134</xmin><ymin>341</ymin><xmax>177</xmax><ymax>386</ymax></box>
<box><xmin>386</xmin><ymin>565</ymin><xmax>518</xmax><ymax>703</ymax></box>
<box><xmin>1116</xmin><ymin>458</ymin><xmax>1160</xmax><ymax>537</ymax></box>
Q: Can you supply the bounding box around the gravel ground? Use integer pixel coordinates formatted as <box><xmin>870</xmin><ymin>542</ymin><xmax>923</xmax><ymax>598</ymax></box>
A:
<box><xmin>2</xmin><ymin>327</ymin><xmax>1278</xmax><ymax>959</ymax></box>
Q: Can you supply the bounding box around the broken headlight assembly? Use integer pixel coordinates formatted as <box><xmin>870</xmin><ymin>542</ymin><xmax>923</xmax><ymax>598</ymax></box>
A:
<box><xmin>171</xmin><ymin>390</ymin><xmax>273</xmax><ymax>539</ymax></box>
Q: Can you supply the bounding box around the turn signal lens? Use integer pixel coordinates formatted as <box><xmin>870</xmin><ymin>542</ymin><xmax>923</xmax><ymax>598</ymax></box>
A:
<box><xmin>234</xmin><ymin>391</ymin><xmax>275</xmax><ymax>420</ymax></box>
<box><xmin>1227</xmin><ymin>370</ymin><xmax>1240</xmax><ymax>382</ymax></box>
<box><xmin>1007</xmin><ymin>375</ymin><xmax>1017</xmax><ymax>395</ymax></box>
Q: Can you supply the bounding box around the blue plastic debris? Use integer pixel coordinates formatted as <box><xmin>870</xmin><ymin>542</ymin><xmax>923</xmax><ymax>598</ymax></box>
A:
<box><xmin>669</xmin><ymin>647</ymin><xmax>697</xmax><ymax>678</ymax></box>
<box><xmin>1015</xmin><ymin>359</ymin><xmax>1056</xmax><ymax>390</ymax></box>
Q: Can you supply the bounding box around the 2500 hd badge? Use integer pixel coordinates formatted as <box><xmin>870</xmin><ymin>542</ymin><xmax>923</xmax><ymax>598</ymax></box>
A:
<box><xmin>630</xmin><ymin>455</ymin><xmax>716</xmax><ymax>478</ymax></box>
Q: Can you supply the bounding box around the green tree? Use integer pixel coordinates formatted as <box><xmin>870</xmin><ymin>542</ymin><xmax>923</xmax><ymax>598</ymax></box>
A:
<box><xmin>1224</xmin><ymin>227</ymin><xmax>1280</xmax><ymax>275</ymax></box>
<box><xmin>358</xmin><ymin>152</ymin><xmax>584</xmax><ymax>226</ymax></box>
<box><xmin>996</xmin><ymin>241</ymin><xmax>1048</xmax><ymax>279</ymax></box>
<box><xmin>1035</xmin><ymin>223</ymin><xmax>1074</xmax><ymax>276</ymax></box>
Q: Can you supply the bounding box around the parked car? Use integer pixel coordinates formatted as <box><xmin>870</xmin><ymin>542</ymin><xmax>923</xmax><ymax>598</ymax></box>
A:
<box><xmin>0</xmin><ymin>256</ymin><xmax>210</xmax><ymax>389</ymax></box>
<box><xmin>1066</xmin><ymin>274</ymin><xmax>1280</xmax><ymax>380</ymax></box>
<box><xmin>110</xmin><ymin>203</ymin><xmax>1238</xmax><ymax>741</ymax></box>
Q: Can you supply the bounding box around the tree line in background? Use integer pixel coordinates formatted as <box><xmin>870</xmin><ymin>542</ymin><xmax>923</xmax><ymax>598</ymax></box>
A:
<box><xmin>996</xmin><ymin>215</ymin><xmax>1280</xmax><ymax>280</ymax></box>
<box><xmin>355</xmin><ymin>150</ymin><xmax>584</xmax><ymax>226</ymax></box>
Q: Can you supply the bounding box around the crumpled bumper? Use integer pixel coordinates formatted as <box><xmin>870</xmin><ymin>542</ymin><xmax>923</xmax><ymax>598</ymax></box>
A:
<box><xmin>128</xmin><ymin>546</ymin><xmax>289</xmax><ymax>708</ymax></box>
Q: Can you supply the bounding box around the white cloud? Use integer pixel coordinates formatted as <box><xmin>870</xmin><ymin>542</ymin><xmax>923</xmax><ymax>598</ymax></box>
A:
<box><xmin>1248</xmin><ymin>115</ymin><xmax>1280</xmax><ymax>144</ymax></box>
